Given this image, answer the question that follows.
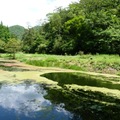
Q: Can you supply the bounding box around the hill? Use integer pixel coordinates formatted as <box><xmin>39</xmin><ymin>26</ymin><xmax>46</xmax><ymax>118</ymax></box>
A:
<box><xmin>32</xmin><ymin>25</ymin><xmax>41</xmax><ymax>32</ymax></box>
<box><xmin>9</xmin><ymin>25</ymin><xmax>25</xmax><ymax>40</ymax></box>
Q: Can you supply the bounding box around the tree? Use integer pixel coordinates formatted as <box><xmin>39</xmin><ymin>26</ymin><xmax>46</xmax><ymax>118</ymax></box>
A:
<box><xmin>22</xmin><ymin>28</ymin><xmax>38</xmax><ymax>53</ymax></box>
<box><xmin>5</xmin><ymin>38</ymin><xmax>22</xmax><ymax>59</ymax></box>
<box><xmin>22</xmin><ymin>27</ymin><xmax>47</xmax><ymax>53</ymax></box>
<box><xmin>20</xmin><ymin>0</ymin><xmax>120</xmax><ymax>55</ymax></box>
<box><xmin>0</xmin><ymin>39</ymin><xmax>5</xmax><ymax>53</ymax></box>
<box><xmin>0</xmin><ymin>22</ymin><xmax>10</xmax><ymax>42</ymax></box>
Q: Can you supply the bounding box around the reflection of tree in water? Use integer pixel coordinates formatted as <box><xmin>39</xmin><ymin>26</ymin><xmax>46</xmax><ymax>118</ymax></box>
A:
<box><xmin>0</xmin><ymin>60</ymin><xmax>30</xmax><ymax>71</ymax></box>
<box><xmin>0</xmin><ymin>82</ymin><xmax>3</xmax><ymax>89</ymax></box>
<box><xmin>42</xmin><ymin>72</ymin><xmax>120</xmax><ymax>90</ymax></box>
<box><xmin>0</xmin><ymin>64</ymin><xmax>30</xmax><ymax>71</ymax></box>
<box><xmin>0</xmin><ymin>60</ymin><xmax>16</xmax><ymax>63</ymax></box>
<box><xmin>45</xmin><ymin>87</ymin><xmax>120</xmax><ymax>120</ymax></box>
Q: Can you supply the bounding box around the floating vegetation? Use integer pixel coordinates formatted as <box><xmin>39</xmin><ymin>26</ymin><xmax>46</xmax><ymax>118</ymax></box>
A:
<box><xmin>45</xmin><ymin>86</ymin><xmax>120</xmax><ymax>120</ymax></box>
<box><xmin>42</xmin><ymin>72</ymin><xmax>120</xmax><ymax>90</ymax></box>
<box><xmin>42</xmin><ymin>72</ymin><xmax>120</xmax><ymax>120</ymax></box>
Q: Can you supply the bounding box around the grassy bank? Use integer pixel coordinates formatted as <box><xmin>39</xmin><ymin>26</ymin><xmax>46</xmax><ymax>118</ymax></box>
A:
<box><xmin>1</xmin><ymin>53</ymin><xmax>120</xmax><ymax>75</ymax></box>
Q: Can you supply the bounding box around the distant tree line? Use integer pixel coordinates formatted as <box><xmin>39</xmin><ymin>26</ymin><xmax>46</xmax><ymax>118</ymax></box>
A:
<box><xmin>0</xmin><ymin>0</ymin><xmax>120</xmax><ymax>55</ymax></box>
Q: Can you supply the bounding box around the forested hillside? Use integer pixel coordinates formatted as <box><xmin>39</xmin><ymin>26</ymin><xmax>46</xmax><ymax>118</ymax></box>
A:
<box><xmin>9</xmin><ymin>25</ymin><xmax>25</xmax><ymax>40</ymax></box>
<box><xmin>0</xmin><ymin>0</ymin><xmax>120</xmax><ymax>55</ymax></box>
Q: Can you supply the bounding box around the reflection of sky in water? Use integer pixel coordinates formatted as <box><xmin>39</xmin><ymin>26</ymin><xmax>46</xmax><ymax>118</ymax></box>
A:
<box><xmin>0</xmin><ymin>84</ymin><xmax>73</xmax><ymax>120</ymax></box>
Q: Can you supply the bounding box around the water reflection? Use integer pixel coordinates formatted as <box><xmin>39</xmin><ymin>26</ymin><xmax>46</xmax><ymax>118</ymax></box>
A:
<box><xmin>0</xmin><ymin>64</ymin><xmax>30</xmax><ymax>71</ymax></box>
<box><xmin>45</xmin><ymin>87</ymin><xmax>120</xmax><ymax>120</ymax></box>
<box><xmin>42</xmin><ymin>72</ymin><xmax>120</xmax><ymax>90</ymax></box>
<box><xmin>0</xmin><ymin>83</ymin><xmax>75</xmax><ymax>120</ymax></box>
<box><xmin>42</xmin><ymin>72</ymin><xmax>120</xmax><ymax>120</ymax></box>
<box><xmin>0</xmin><ymin>60</ymin><xmax>30</xmax><ymax>71</ymax></box>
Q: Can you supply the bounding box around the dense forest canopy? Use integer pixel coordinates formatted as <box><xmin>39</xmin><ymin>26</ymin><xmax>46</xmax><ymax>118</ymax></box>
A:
<box><xmin>0</xmin><ymin>0</ymin><xmax>120</xmax><ymax>55</ymax></box>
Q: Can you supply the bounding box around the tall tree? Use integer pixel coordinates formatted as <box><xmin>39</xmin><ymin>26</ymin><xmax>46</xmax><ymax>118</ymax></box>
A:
<box><xmin>0</xmin><ymin>22</ymin><xmax>10</xmax><ymax>42</ymax></box>
<box><xmin>0</xmin><ymin>39</ymin><xmax>5</xmax><ymax>53</ymax></box>
<box><xmin>5</xmin><ymin>38</ymin><xmax>22</xmax><ymax>59</ymax></box>
<box><xmin>22</xmin><ymin>27</ymin><xmax>46</xmax><ymax>53</ymax></box>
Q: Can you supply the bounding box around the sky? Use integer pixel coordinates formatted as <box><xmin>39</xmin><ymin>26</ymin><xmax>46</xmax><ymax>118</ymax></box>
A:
<box><xmin>0</xmin><ymin>0</ymin><xmax>78</xmax><ymax>28</ymax></box>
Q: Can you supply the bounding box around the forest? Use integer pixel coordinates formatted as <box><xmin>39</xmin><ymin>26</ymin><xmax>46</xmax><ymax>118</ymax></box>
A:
<box><xmin>0</xmin><ymin>0</ymin><xmax>120</xmax><ymax>55</ymax></box>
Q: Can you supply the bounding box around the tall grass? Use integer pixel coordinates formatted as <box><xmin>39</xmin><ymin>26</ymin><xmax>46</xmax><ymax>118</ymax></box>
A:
<box><xmin>1</xmin><ymin>53</ymin><xmax>120</xmax><ymax>75</ymax></box>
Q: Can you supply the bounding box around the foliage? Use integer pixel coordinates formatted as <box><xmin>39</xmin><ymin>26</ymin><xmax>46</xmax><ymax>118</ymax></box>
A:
<box><xmin>40</xmin><ymin>0</ymin><xmax>120</xmax><ymax>55</ymax></box>
<box><xmin>9</xmin><ymin>25</ymin><xmax>25</xmax><ymax>40</ymax></box>
<box><xmin>0</xmin><ymin>22</ymin><xmax>10</xmax><ymax>43</ymax></box>
<box><xmin>22</xmin><ymin>27</ymin><xmax>46</xmax><ymax>53</ymax></box>
<box><xmin>5</xmin><ymin>38</ymin><xmax>22</xmax><ymax>59</ymax></box>
<box><xmin>0</xmin><ymin>39</ymin><xmax>5</xmax><ymax>53</ymax></box>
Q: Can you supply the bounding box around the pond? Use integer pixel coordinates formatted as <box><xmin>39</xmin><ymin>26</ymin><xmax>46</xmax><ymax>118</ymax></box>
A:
<box><xmin>42</xmin><ymin>72</ymin><xmax>120</xmax><ymax>90</ymax></box>
<box><xmin>41</xmin><ymin>72</ymin><xmax>120</xmax><ymax>120</ymax></box>
<box><xmin>0</xmin><ymin>82</ymin><xmax>80</xmax><ymax>120</ymax></box>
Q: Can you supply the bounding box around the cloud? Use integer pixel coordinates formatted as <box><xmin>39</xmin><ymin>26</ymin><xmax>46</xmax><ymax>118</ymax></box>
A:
<box><xmin>0</xmin><ymin>0</ymin><xmax>78</xmax><ymax>27</ymax></box>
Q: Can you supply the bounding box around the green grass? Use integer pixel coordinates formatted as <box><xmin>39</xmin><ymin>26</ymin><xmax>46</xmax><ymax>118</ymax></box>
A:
<box><xmin>0</xmin><ymin>53</ymin><xmax>120</xmax><ymax>75</ymax></box>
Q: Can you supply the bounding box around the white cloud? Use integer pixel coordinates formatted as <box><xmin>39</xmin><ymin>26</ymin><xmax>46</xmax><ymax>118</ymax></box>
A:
<box><xmin>0</xmin><ymin>0</ymin><xmax>78</xmax><ymax>27</ymax></box>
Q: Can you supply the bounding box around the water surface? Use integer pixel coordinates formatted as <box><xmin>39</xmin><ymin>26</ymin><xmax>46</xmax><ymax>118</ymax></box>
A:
<box><xmin>42</xmin><ymin>72</ymin><xmax>120</xmax><ymax>90</ymax></box>
<box><xmin>0</xmin><ymin>83</ymin><xmax>76</xmax><ymax>120</ymax></box>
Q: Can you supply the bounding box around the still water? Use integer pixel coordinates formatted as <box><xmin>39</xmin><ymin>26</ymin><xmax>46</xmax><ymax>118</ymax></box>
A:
<box><xmin>41</xmin><ymin>72</ymin><xmax>120</xmax><ymax>120</ymax></box>
<box><xmin>42</xmin><ymin>72</ymin><xmax>120</xmax><ymax>90</ymax></box>
<box><xmin>0</xmin><ymin>83</ymin><xmax>80</xmax><ymax>120</ymax></box>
